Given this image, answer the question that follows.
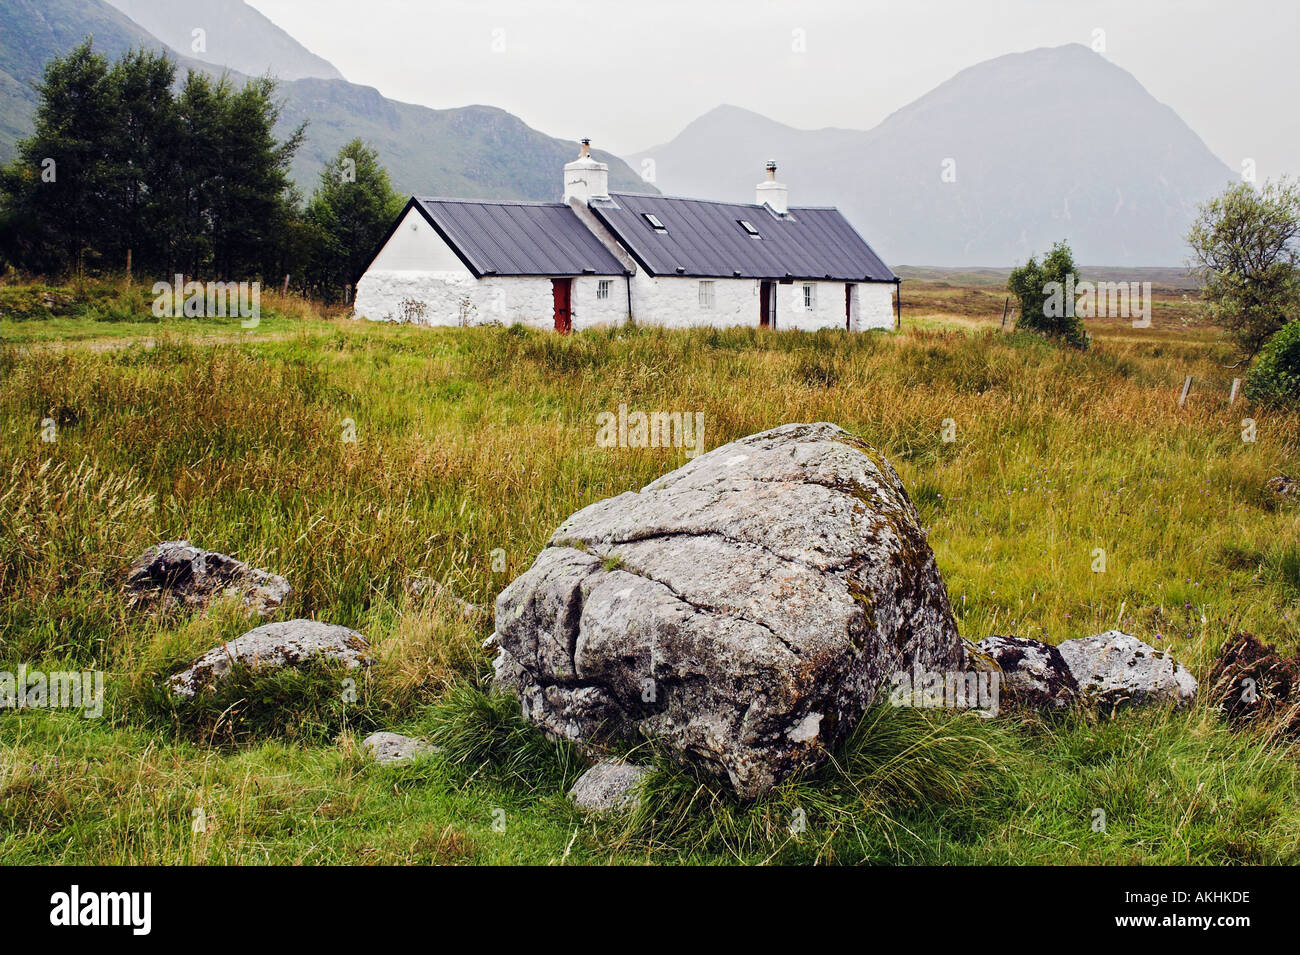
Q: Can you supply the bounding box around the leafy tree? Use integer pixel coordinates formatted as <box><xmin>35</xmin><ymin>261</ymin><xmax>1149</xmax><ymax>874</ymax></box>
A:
<box><xmin>1244</xmin><ymin>320</ymin><xmax>1300</xmax><ymax>407</ymax></box>
<box><xmin>105</xmin><ymin>48</ymin><xmax>180</xmax><ymax>273</ymax></box>
<box><xmin>304</xmin><ymin>139</ymin><xmax>404</xmax><ymax>303</ymax></box>
<box><xmin>1008</xmin><ymin>240</ymin><xmax>1087</xmax><ymax>347</ymax></box>
<box><xmin>0</xmin><ymin>41</ymin><xmax>305</xmax><ymax>282</ymax></box>
<box><xmin>1187</xmin><ymin>179</ymin><xmax>1300</xmax><ymax>357</ymax></box>
<box><xmin>0</xmin><ymin>40</ymin><xmax>119</xmax><ymax>273</ymax></box>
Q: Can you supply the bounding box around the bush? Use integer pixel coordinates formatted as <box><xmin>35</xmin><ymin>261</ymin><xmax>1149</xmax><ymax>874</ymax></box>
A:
<box><xmin>0</xmin><ymin>284</ymin><xmax>74</xmax><ymax>320</ymax></box>
<box><xmin>1008</xmin><ymin>240</ymin><xmax>1088</xmax><ymax>348</ymax></box>
<box><xmin>1245</xmin><ymin>320</ymin><xmax>1300</xmax><ymax>407</ymax></box>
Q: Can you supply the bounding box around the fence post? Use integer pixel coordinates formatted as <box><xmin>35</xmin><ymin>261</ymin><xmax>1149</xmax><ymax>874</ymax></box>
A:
<box><xmin>1178</xmin><ymin>376</ymin><xmax>1193</xmax><ymax>408</ymax></box>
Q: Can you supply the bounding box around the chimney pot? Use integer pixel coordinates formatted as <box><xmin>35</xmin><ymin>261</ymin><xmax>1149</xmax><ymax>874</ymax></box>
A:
<box><xmin>756</xmin><ymin>160</ymin><xmax>788</xmax><ymax>214</ymax></box>
<box><xmin>579</xmin><ymin>138</ymin><xmax>591</xmax><ymax>159</ymax></box>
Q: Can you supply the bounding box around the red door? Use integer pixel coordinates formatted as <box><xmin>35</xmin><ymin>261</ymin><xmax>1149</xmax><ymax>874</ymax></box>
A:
<box><xmin>759</xmin><ymin>280</ymin><xmax>774</xmax><ymax>328</ymax></box>
<box><xmin>552</xmin><ymin>278</ymin><xmax>572</xmax><ymax>334</ymax></box>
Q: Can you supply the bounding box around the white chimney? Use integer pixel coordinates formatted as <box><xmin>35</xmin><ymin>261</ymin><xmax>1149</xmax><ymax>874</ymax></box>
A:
<box><xmin>755</xmin><ymin>160</ymin><xmax>788</xmax><ymax>215</ymax></box>
<box><xmin>564</xmin><ymin>138</ymin><xmax>610</xmax><ymax>203</ymax></box>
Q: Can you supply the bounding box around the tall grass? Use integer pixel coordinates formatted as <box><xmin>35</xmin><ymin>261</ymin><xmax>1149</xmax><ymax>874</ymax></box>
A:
<box><xmin>0</xmin><ymin>297</ymin><xmax>1298</xmax><ymax>863</ymax></box>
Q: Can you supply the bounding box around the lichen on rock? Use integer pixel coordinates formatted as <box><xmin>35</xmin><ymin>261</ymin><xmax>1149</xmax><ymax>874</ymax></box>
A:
<box><xmin>492</xmin><ymin>422</ymin><xmax>963</xmax><ymax>799</ymax></box>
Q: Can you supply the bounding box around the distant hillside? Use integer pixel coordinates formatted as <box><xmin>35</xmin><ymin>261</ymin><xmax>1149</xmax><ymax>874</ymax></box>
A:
<box><xmin>103</xmin><ymin>0</ymin><xmax>345</xmax><ymax>81</ymax></box>
<box><xmin>630</xmin><ymin>45</ymin><xmax>1235</xmax><ymax>266</ymax></box>
<box><xmin>0</xmin><ymin>0</ymin><xmax>653</xmax><ymax>200</ymax></box>
<box><xmin>0</xmin><ymin>0</ymin><xmax>208</xmax><ymax>165</ymax></box>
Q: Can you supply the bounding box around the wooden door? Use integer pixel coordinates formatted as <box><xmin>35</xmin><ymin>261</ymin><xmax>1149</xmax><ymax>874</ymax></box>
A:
<box><xmin>552</xmin><ymin>278</ymin><xmax>572</xmax><ymax>334</ymax></box>
<box><xmin>759</xmin><ymin>280</ymin><xmax>774</xmax><ymax>328</ymax></box>
<box><xmin>845</xmin><ymin>283</ymin><xmax>853</xmax><ymax>331</ymax></box>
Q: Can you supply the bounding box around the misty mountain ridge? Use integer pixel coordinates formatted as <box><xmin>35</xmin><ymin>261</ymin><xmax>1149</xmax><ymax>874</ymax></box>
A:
<box><xmin>630</xmin><ymin>44</ymin><xmax>1235</xmax><ymax>266</ymax></box>
<box><xmin>103</xmin><ymin>0</ymin><xmax>346</xmax><ymax>81</ymax></box>
<box><xmin>0</xmin><ymin>0</ymin><xmax>651</xmax><ymax>203</ymax></box>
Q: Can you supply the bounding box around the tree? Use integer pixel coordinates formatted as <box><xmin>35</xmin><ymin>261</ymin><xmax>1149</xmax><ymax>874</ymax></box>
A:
<box><xmin>1244</xmin><ymin>320</ymin><xmax>1300</xmax><ymax>407</ymax></box>
<box><xmin>0</xmin><ymin>41</ymin><xmax>305</xmax><ymax>281</ymax></box>
<box><xmin>1187</xmin><ymin>179</ymin><xmax>1300</xmax><ymax>357</ymax></box>
<box><xmin>0</xmin><ymin>41</ymin><xmax>119</xmax><ymax>273</ymax></box>
<box><xmin>304</xmin><ymin>139</ymin><xmax>404</xmax><ymax>303</ymax></box>
<box><xmin>1008</xmin><ymin>240</ymin><xmax>1087</xmax><ymax>347</ymax></box>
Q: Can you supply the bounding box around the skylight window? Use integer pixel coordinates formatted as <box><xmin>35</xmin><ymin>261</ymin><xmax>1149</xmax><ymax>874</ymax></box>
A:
<box><xmin>643</xmin><ymin>213</ymin><xmax>667</xmax><ymax>231</ymax></box>
<box><xmin>738</xmin><ymin>219</ymin><xmax>761</xmax><ymax>237</ymax></box>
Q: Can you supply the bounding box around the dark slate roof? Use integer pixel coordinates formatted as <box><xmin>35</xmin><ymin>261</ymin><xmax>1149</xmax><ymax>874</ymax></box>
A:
<box><xmin>410</xmin><ymin>197</ymin><xmax>629</xmax><ymax>277</ymax></box>
<box><xmin>589</xmin><ymin>193</ymin><xmax>897</xmax><ymax>282</ymax></box>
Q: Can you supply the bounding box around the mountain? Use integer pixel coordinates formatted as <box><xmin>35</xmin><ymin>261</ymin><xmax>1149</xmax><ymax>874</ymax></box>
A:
<box><xmin>629</xmin><ymin>45</ymin><xmax>1235</xmax><ymax>266</ymax></box>
<box><xmin>102</xmin><ymin>0</ymin><xmax>345</xmax><ymax>81</ymax></box>
<box><xmin>0</xmin><ymin>0</ymin><xmax>652</xmax><ymax>200</ymax></box>
<box><xmin>0</xmin><ymin>0</ymin><xmax>193</xmax><ymax>166</ymax></box>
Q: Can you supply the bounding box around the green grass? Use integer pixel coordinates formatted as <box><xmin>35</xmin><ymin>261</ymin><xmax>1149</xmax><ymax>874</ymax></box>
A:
<box><xmin>1</xmin><ymin>288</ymin><xmax>1298</xmax><ymax>864</ymax></box>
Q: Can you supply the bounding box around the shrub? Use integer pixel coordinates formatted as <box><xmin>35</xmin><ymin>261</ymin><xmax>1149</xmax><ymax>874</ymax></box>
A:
<box><xmin>1008</xmin><ymin>240</ymin><xmax>1088</xmax><ymax>348</ymax></box>
<box><xmin>0</xmin><ymin>284</ymin><xmax>74</xmax><ymax>320</ymax></box>
<box><xmin>1244</xmin><ymin>319</ymin><xmax>1300</xmax><ymax>407</ymax></box>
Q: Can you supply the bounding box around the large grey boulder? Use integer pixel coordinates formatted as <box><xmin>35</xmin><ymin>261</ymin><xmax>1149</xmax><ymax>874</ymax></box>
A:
<box><xmin>493</xmin><ymin>422</ymin><xmax>963</xmax><ymax>799</ymax></box>
<box><xmin>1057</xmin><ymin>630</ymin><xmax>1197</xmax><ymax>708</ymax></box>
<box><xmin>169</xmin><ymin>619</ymin><xmax>370</xmax><ymax>698</ymax></box>
<box><xmin>975</xmin><ymin>635</ymin><xmax>1078</xmax><ymax>710</ymax></box>
<box><xmin>125</xmin><ymin>540</ymin><xmax>290</xmax><ymax>616</ymax></box>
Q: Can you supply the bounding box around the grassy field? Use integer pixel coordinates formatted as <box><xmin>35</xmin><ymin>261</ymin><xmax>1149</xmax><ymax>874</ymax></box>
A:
<box><xmin>1</xmin><ymin>278</ymin><xmax>1298</xmax><ymax>865</ymax></box>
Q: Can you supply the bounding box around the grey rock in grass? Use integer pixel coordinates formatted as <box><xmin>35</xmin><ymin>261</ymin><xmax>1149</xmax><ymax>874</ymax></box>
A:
<box><xmin>975</xmin><ymin>634</ymin><xmax>1078</xmax><ymax>710</ymax></box>
<box><xmin>362</xmin><ymin>732</ymin><xmax>434</xmax><ymax>765</ymax></box>
<box><xmin>125</xmin><ymin>540</ymin><xmax>291</xmax><ymax>616</ymax></box>
<box><xmin>569</xmin><ymin>760</ymin><xmax>651</xmax><ymax>813</ymax></box>
<box><xmin>405</xmin><ymin>577</ymin><xmax>488</xmax><ymax>620</ymax></box>
<box><xmin>1267</xmin><ymin>476</ymin><xmax>1297</xmax><ymax>498</ymax></box>
<box><xmin>1057</xmin><ymin>630</ymin><xmax>1197</xmax><ymax>708</ymax></box>
<box><xmin>169</xmin><ymin>619</ymin><xmax>370</xmax><ymax>699</ymax></box>
<box><xmin>493</xmin><ymin>422</ymin><xmax>963</xmax><ymax>799</ymax></box>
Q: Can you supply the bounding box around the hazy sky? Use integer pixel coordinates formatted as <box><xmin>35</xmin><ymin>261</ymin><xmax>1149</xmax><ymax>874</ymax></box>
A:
<box><xmin>248</xmin><ymin>0</ymin><xmax>1298</xmax><ymax>182</ymax></box>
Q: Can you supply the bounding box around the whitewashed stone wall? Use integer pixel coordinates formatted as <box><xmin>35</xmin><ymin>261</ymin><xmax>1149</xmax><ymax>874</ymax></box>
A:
<box><xmin>855</xmin><ymin>282</ymin><xmax>897</xmax><ymax>331</ymax></box>
<box><xmin>630</xmin><ymin>274</ymin><xmax>895</xmax><ymax>331</ymax></box>
<box><xmin>630</xmin><ymin>273</ymin><xmax>756</xmax><ymax>329</ymax></box>
<box><xmin>355</xmin><ymin>271</ymin><xmax>627</xmax><ymax>329</ymax></box>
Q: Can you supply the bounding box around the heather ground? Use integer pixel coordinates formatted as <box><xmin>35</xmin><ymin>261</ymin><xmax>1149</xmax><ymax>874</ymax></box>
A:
<box><xmin>1</xmin><ymin>276</ymin><xmax>1297</xmax><ymax>864</ymax></box>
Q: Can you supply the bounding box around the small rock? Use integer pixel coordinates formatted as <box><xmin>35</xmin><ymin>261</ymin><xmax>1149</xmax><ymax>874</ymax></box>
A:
<box><xmin>362</xmin><ymin>732</ymin><xmax>434</xmax><ymax>765</ymax></box>
<box><xmin>1266</xmin><ymin>476</ymin><xmax>1297</xmax><ymax>498</ymax></box>
<box><xmin>568</xmin><ymin>760</ymin><xmax>651</xmax><ymax>813</ymax></box>
<box><xmin>125</xmin><ymin>540</ymin><xmax>290</xmax><ymax>616</ymax></box>
<box><xmin>1057</xmin><ymin>630</ymin><xmax>1197</xmax><ymax>708</ymax></box>
<box><xmin>975</xmin><ymin>635</ymin><xmax>1078</xmax><ymax>710</ymax></box>
<box><xmin>1205</xmin><ymin>634</ymin><xmax>1300</xmax><ymax>735</ymax></box>
<box><xmin>169</xmin><ymin>619</ymin><xmax>370</xmax><ymax>698</ymax></box>
<box><xmin>405</xmin><ymin>577</ymin><xmax>487</xmax><ymax>619</ymax></box>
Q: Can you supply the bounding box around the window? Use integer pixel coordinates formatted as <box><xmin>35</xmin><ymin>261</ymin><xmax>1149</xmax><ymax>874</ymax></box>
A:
<box><xmin>698</xmin><ymin>280</ymin><xmax>715</xmax><ymax>309</ymax></box>
<box><xmin>803</xmin><ymin>283</ymin><xmax>816</xmax><ymax>310</ymax></box>
<box><xmin>738</xmin><ymin>219</ymin><xmax>761</xmax><ymax>238</ymax></box>
<box><xmin>597</xmin><ymin>279</ymin><xmax>611</xmax><ymax>300</ymax></box>
<box><xmin>642</xmin><ymin>213</ymin><xmax>667</xmax><ymax>231</ymax></box>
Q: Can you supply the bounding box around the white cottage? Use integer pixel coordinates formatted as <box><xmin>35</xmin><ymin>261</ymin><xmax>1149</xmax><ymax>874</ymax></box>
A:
<box><xmin>354</xmin><ymin>141</ymin><xmax>899</xmax><ymax>333</ymax></box>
